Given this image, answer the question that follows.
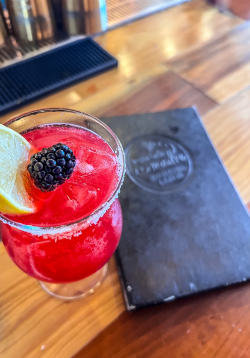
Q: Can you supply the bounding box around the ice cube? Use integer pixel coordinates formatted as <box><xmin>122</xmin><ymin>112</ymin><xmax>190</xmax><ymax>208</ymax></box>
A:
<box><xmin>61</xmin><ymin>183</ymin><xmax>98</xmax><ymax>213</ymax></box>
<box><xmin>71</xmin><ymin>146</ymin><xmax>117</xmax><ymax>186</ymax></box>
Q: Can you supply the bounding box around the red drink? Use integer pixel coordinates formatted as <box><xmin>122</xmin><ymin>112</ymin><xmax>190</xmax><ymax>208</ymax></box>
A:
<box><xmin>1</xmin><ymin>124</ymin><xmax>123</xmax><ymax>283</ymax></box>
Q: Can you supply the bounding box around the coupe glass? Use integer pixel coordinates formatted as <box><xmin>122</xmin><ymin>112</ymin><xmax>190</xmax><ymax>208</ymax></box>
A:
<box><xmin>0</xmin><ymin>108</ymin><xmax>125</xmax><ymax>300</ymax></box>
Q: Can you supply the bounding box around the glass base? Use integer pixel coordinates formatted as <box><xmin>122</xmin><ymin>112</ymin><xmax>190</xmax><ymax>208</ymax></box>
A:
<box><xmin>39</xmin><ymin>263</ymin><xmax>108</xmax><ymax>300</ymax></box>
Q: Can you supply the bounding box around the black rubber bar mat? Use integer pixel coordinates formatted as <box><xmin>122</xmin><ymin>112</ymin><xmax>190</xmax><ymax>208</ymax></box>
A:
<box><xmin>0</xmin><ymin>38</ymin><xmax>118</xmax><ymax>115</ymax></box>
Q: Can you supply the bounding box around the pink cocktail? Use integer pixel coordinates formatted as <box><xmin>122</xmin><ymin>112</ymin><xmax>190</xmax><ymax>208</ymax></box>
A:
<box><xmin>0</xmin><ymin>109</ymin><xmax>125</xmax><ymax>300</ymax></box>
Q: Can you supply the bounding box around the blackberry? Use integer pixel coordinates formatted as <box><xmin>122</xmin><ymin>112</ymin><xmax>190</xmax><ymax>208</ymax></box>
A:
<box><xmin>27</xmin><ymin>143</ymin><xmax>76</xmax><ymax>192</ymax></box>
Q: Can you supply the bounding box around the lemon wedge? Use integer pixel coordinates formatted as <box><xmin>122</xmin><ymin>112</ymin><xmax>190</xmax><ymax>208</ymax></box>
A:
<box><xmin>0</xmin><ymin>124</ymin><xmax>35</xmax><ymax>215</ymax></box>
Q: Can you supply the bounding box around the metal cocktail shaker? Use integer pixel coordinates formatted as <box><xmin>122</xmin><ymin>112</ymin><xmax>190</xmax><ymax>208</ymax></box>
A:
<box><xmin>0</xmin><ymin>3</ymin><xmax>7</xmax><ymax>45</ymax></box>
<box><xmin>6</xmin><ymin>0</ymin><xmax>55</xmax><ymax>42</ymax></box>
<box><xmin>62</xmin><ymin>0</ymin><xmax>108</xmax><ymax>36</ymax></box>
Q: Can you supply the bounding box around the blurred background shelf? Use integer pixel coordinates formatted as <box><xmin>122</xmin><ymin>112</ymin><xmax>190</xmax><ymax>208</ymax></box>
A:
<box><xmin>106</xmin><ymin>0</ymin><xmax>190</xmax><ymax>28</ymax></box>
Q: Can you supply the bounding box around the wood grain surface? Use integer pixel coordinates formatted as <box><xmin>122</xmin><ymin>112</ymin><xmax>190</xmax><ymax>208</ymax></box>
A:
<box><xmin>1</xmin><ymin>0</ymin><xmax>250</xmax><ymax>357</ymax></box>
<box><xmin>167</xmin><ymin>23</ymin><xmax>250</xmax><ymax>103</ymax></box>
<box><xmin>203</xmin><ymin>87</ymin><xmax>250</xmax><ymax>204</ymax></box>
<box><xmin>98</xmin><ymin>70</ymin><xmax>217</xmax><ymax>117</ymax></box>
<box><xmin>0</xmin><ymin>245</ymin><xmax>125</xmax><ymax>358</ymax></box>
<box><xmin>75</xmin><ymin>283</ymin><xmax>250</xmax><ymax>358</ymax></box>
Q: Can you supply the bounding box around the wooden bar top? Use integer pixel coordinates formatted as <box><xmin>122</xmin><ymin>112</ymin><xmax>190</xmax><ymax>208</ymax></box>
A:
<box><xmin>1</xmin><ymin>1</ymin><xmax>250</xmax><ymax>357</ymax></box>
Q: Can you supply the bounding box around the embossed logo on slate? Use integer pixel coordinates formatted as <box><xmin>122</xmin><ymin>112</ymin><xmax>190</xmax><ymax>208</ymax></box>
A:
<box><xmin>125</xmin><ymin>135</ymin><xmax>193</xmax><ymax>194</ymax></box>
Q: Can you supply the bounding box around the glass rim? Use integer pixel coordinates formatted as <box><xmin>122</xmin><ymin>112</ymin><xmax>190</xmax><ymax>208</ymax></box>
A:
<box><xmin>0</xmin><ymin>108</ymin><xmax>126</xmax><ymax>235</ymax></box>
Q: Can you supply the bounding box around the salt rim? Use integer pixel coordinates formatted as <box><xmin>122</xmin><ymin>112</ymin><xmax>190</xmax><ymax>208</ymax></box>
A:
<box><xmin>0</xmin><ymin>109</ymin><xmax>126</xmax><ymax>239</ymax></box>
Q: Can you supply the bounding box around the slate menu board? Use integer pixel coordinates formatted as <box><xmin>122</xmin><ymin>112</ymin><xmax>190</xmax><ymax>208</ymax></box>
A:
<box><xmin>101</xmin><ymin>108</ymin><xmax>250</xmax><ymax>311</ymax></box>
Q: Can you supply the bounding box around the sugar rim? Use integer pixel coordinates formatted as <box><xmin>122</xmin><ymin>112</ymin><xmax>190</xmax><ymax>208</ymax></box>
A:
<box><xmin>0</xmin><ymin>108</ymin><xmax>126</xmax><ymax>236</ymax></box>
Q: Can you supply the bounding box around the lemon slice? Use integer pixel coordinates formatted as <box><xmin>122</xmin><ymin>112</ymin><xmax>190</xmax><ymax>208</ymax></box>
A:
<box><xmin>0</xmin><ymin>124</ymin><xmax>35</xmax><ymax>215</ymax></box>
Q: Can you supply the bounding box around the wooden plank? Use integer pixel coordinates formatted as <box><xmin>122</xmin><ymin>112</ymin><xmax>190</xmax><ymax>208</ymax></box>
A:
<box><xmin>0</xmin><ymin>244</ymin><xmax>125</xmax><ymax>358</ymax></box>
<box><xmin>96</xmin><ymin>0</ymin><xmax>243</xmax><ymax>75</ymax></box>
<box><xmin>167</xmin><ymin>23</ymin><xmax>250</xmax><ymax>103</ymax></box>
<box><xmin>73</xmin><ymin>65</ymin><xmax>171</xmax><ymax>117</ymax></box>
<box><xmin>75</xmin><ymin>282</ymin><xmax>250</xmax><ymax>358</ymax></box>
<box><xmin>203</xmin><ymin>87</ymin><xmax>250</xmax><ymax>204</ymax></box>
<box><xmin>98</xmin><ymin>70</ymin><xmax>217</xmax><ymax>117</ymax></box>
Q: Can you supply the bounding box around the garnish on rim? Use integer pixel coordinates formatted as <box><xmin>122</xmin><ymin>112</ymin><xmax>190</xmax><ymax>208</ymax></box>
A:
<box><xmin>27</xmin><ymin>143</ymin><xmax>76</xmax><ymax>192</ymax></box>
<box><xmin>0</xmin><ymin>124</ymin><xmax>35</xmax><ymax>214</ymax></box>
